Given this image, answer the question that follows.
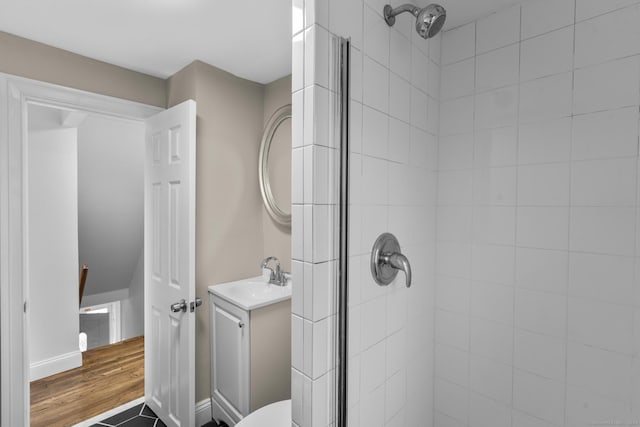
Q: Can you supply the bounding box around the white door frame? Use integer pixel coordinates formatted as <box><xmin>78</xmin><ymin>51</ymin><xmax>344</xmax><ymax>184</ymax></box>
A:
<box><xmin>0</xmin><ymin>74</ymin><xmax>162</xmax><ymax>426</ymax></box>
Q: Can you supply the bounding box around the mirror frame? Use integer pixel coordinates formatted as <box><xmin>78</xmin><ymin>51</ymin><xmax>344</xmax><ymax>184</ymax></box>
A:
<box><xmin>258</xmin><ymin>104</ymin><xmax>292</xmax><ymax>227</ymax></box>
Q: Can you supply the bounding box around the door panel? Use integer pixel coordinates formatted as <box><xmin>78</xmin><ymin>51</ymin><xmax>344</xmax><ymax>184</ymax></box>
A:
<box><xmin>144</xmin><ymin>100</ymin><xmax>196</xmax><ymax>427</ymax></box>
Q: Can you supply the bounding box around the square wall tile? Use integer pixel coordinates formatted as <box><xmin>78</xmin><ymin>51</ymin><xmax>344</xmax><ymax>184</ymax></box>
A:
<box><xmin>438</xmin><ymin>170</ymin><xmax>473</xmax><ymax>206</ymax></box>
<box><xmin>476</xmin><ymin>5</ymin><xmax>520</xmax><ymax>54</ymax></box>
<box><xmin>442</xmin><ymin>22</ymin><xmax>475</xmax><ymax>65</ymax></box>
<box><xmin>469</xmin><ymin>356</ymin><xmax>513</xmax><ymax>404</ymax></box>
<box><xmin>573</xmin><ymin>56</ymin><xmax>640</xmax><ymax>115</ymax></box>
<box><xmin>441</xmin><ymin>58</ymin><xmax>475</xmax><ymax>100</ymax></box>
<box><xmin>411</xmin><ymin>46</ymin><xmax>429</xmax><ymax>93</ymax></box>
<box><xmin>474</xmin><ymin>85</ymin><xmax>518</xmax><ymax>130</ymax></box>
<box><xmin>514</xmin><ymin>329</ymin><xmax>566</xmax><ymax>381</ymax></box>
<box><xmin>439</xmin><ymin>133</ymin><xmax>473</xmax><ymax>171</ymax></box>
<box><xmin>521</xmin><ymin>0</ymin><xmax>575</xmax><ymax>39</ymax></box>
<box><xmin>567</xmin><ymin>342</ymin><xmax>632</xmax><ymax>401</ymax></box>
<box><xmin>515</xmin><ymin>288</ymin><xmax>567</xmax><ymax>338</ymax></box>
<box><xmin>293</xmin><ymin>32</ymin><xmax>304</xmax><ymax>92</ymax></box>
<box><xmin>363</xmin><ymin>4</ymin><xmax>390</xmax><ymax>67</ymax></box>
<box><xmin>468</xmin><ymin>392</ymin><xmax>511</xmax><ymax>427</ymax></box>
<box><xmin>389</xmin><ymin>74</ymin><xmax>411</xmax><ymax>123</ymax></box>
<box><xmin>436</xmin><ymin>275</ymin><xmax>471</xmax><ymax>314</ymax></box>
<box><xmin>329</xmin><ymin>0</ymin><xmax>363</xmax><ymax>48</ymax></box>
<box><xmin>515</xmin><ymin>247</ymin><xmax>568</xmax><ymax>295</ymax></box>
<box><xmin>516</xmin><ymin>206</ymin><xmax>569</xmax><ymax>251</ymax></box>
<box><xmin>362</xmin><ymin>55</ymin><xmax>389</xmax><ymax>113</ymax></box>
<box><xmin>304</xmin><ymin>26</ymin><xmax>329</xmax><ymax>89</ymax></box>
<box><xmin>389</xmin><ymin>30</ymin><xmax>411</xmax><ymax>81</ymax></box>
<box><xmin>518</xmin><ymin>117</ymin><xmax>572</xmax><ymax>165</ymax></box>
<box><xmin>470</xmin><ymin>318</ymin><xmax>513</xmax><ymax>365</ymax></box>
<box><xmin>473</xmin><ymin>206</ymin><xmax>516</xmax><ymax>246</ymax></box>
<box><xmin>473</xmin><ymin>167</ymin><xmax>517</xmax><ymax>206</ymax></box>
<box><xmin>476</xmin><ymin>44</ymin><xmax>519</xmax><ymax>93</ymax></box>
<box><xmin>517</xmin><ymin>163</ymin><xmax>570</xmax><ymax>206</ymax></box>
<box><xmin>471</xmin><ymin>280</ymin><xmax>514</xmax><ymax>325</ymax></box>
<box><xmin>436</xmin><ymin>309</ymin><xmax>470</xmax><ymax>351</ymax></box>
<box><xmin>575</xmin><ymin>0</ymin><xmax>640</xmax><ymax>21</ymax></box>
<box><xmin>568</xmin><ymin>252</ymin><xmax>634</xmax><ymax>305</ymax></box>
<box><xmin>520</xmin><ymin>72</ymin><xmax>573</xmax><ymax>124</ymax></box>
<box><xmin>362</xmin><ymin>105</ymin><xmax>388</xmax><ymax>158</ymax></box>
<box><xmin>435</xmin><ymin>343</ymin><xmax>469</xmax><ymax>387</ymax></box>
<box><xmin>434</xmin><ymin>378</ymin><xmax>469</xmax><ymax>424</ymax></box>
<box><xmin>513</xmin><ymin>369</ymin><xmax>565</xmax><ymax>426</ymax></box>
<box><xmin>520</xmin><ymin>26</ymin><xmax>574</xmax><ymax>82</ymax></box>
<box><xmin>568</xmin><ymin>296</ymin><xmax>633</xmax><ymax>354</ymax></box>
<box><xmin>572</xmin><ymin>107</ymin><xmax>639</xmax><ymax>161</ymax></box>
<box><xmin>574</xmin><ymin>5</ymin><xmax>640</xmax><ymax>68</ymax></box>
<box><xmin>566</xmin><ymin>385</ymin><xmax>631</xmax><ymax>427</ymax></box>
<box><xmin>388</xmin><ymin>117</ymin><xmax>410</xmax><ymax>164</ymax></box>
<box><xmin>474</xmin><ymin>126</ymin><xmax>518</xmax><ymax>168</ymax></box>
<box><xmin>440</xmin><ymin>96</ymin><xmax>474</xmax><ymax>136</ymax></box>
<box><xmin>569</xmin><ymin>207</ymin><xmax>636</xmax><ymax>255</ymax></box>
<box><xmin>471</xmin><ymin>244</ymin><xmax>516</xmax><ymax>286</ymax></box>
<box><xmin>571</xmin><ymin>158</ymin><xmax>637</xmax><ymax>206</ymax></box>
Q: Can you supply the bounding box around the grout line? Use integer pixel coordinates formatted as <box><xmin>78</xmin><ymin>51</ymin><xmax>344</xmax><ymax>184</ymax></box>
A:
<box><xmin>463</xmin><ymin>18</ymin><xmax>479</xmax><ymax>427</ymax></box>
<box><xmin>509</xmin><ymin>5</ymin><xmax>523</xmax><ymax>425</ymax></box>
<box><xmin>562</xmin><ymin>1</ymin><xmax>578</xmax><ymax>425</ymax></box>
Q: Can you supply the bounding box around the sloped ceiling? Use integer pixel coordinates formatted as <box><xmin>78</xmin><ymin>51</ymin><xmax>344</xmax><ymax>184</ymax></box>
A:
<box><xmin>0</xmin><ymin>0</ymin><xmax>532</xmax><ymax>84</ymax></box>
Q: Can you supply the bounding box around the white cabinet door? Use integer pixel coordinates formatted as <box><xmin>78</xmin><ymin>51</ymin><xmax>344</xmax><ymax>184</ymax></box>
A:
<box><xmin>211</xmin><ymin>296</ymin><xmax>250</xmax><ymax>422</ymax></box>
<box><xmin>144</xmin><ymin>100</ymin><xmax>197</xmax><ymax>427</ymax></box>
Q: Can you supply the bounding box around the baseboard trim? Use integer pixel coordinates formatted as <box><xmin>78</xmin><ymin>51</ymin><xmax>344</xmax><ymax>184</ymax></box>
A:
<box><xmin>196</xmin><ymin>397</ymin><xmax>213</xmax><ymax>426</ymax></box>
<box><xmin>30</xmin><ymin>350</ymin><xmax>82</xmax><ymax>381</ymax></box>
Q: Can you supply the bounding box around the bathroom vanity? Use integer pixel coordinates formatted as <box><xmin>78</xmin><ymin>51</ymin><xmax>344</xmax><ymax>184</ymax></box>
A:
<box><xmin>208</xmin><ymin>276</ymin><xmax>291</xmax><ymax>426</ymax></box>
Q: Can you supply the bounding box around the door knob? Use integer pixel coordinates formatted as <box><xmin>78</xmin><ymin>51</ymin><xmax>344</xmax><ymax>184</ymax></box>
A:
<box><xmin>170</xmin><ymin>299</ymin><xmax>187</xmax><ymax>313</ymax></box>
<box><xmin>371</xmin><ymin>233</ymin><xmax>412</xmax><ymax>288</ymax></box>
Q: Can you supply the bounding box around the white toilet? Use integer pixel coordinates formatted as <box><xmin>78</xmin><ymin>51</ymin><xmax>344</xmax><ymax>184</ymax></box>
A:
<box><xmin>234</xmin><ymin>400</ymin><xmax>291</xmax><ymax>427</ymax></box>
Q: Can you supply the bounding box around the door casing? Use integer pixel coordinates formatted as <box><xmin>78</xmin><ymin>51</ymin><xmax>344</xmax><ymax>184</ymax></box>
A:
<box><xmin>0</xmin><ymin>74</ymin><xmax>162</xmax><ymax>426</ymax></box>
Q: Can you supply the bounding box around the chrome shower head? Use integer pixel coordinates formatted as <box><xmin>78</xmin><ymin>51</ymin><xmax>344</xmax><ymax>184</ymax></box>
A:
<box><xmin>383</xmin><ymin>3</ymin><xmax>447</xmax><ymax>39</ymax></box>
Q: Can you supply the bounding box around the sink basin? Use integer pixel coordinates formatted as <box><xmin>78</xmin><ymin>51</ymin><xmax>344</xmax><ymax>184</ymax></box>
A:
<box><xmin>208</xmin><ymin>275</ymin><xmax>292</xmax><ymax>310</ymax></box>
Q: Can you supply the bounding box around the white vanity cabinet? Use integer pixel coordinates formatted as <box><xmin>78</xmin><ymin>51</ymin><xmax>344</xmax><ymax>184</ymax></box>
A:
<box><xmin>209</xmin><ymin>276</ymin><xmax>292</xmax><ymax>426</ymax></box>
<box><xmin>210</xmin><ymin>295</ymin><xmax>250</xmax><ymax>423</ymax></box>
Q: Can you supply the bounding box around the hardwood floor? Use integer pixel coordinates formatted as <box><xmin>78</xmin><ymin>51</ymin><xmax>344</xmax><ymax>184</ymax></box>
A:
<box><xmin>30</xmin><ymin>336</ymin><xmax>144</xmax><ymax>427</ymax></box>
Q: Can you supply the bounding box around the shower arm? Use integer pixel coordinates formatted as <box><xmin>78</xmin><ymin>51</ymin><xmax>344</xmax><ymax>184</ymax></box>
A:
<box><xmin>383</xmin><ymin>4</ymin><xmax>421</xmax><ymax>26</ymax></box>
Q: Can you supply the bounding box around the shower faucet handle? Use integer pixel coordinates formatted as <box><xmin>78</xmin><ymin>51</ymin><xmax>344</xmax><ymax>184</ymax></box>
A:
<box><xmin>381</xmin><ymin>252</ymin><xmax>412</xmax><ymax>288</ymax></box>
<box><xmin>371</xmin><ymin>233</ymin><xmax>413</xmax><ymax>288</ymax></box>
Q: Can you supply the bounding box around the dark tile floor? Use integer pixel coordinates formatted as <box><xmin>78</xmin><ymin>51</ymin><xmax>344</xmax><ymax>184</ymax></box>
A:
<box><xmin>91</xmin><ymin>403</ymin><xmax>167</xmax><ymax>427</ymax></box>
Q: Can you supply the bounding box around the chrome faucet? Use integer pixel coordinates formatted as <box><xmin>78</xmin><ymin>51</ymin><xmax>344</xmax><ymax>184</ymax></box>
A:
<box><xmin>261</xmin><ymin>256</ymin><xmax>289</xmax><ymax>286</ymax></box>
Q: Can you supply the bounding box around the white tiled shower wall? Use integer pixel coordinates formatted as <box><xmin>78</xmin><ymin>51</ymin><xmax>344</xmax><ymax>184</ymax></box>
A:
<box><xmin>291</xmin><ymin>0</ymin><xmax>440</xmax><ymax>426</ymax></box>
<box><xmin>435</xmin><ymin>1</ymin><xmax>640</xmax><ymax>426</ymax></box>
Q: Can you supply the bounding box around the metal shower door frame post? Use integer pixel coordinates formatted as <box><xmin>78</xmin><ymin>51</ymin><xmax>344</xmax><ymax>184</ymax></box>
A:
<box><xmin>337</xmin><ymin>36</ymin><xmax>350</xmax><ymax>427</ymax></box>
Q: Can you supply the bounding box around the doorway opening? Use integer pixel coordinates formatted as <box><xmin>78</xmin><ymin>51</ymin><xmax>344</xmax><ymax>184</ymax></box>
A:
<box><xmin>26</xmin><ymin>102</ymin><xmax>147</xmax><ymax>426</ymax></box>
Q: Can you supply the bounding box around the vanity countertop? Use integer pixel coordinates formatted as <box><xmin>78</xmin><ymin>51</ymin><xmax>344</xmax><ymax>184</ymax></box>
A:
<box><xmin>208</xmin><ymin>275</ymin><xmax>292</xmax><ymax>311</ymax></box>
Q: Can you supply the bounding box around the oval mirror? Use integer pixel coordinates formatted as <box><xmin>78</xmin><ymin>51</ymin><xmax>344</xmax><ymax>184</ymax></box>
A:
<box><xmin>259</xmin><ymin>104</ymin><xmax>291</xmax><ymax>227</ymax></box>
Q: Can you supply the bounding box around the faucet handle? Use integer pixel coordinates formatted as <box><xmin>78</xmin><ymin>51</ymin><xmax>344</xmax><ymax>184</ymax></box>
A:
<box><xmin>261</xmin><ymin>256</ymin><xmax>280</xmax><ymax>269</ymax></box>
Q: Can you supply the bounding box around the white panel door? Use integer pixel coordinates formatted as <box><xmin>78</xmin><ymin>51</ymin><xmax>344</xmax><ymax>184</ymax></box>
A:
<box><xmin>144</xmin><ymin>99</ymin><xmax>196</xmax><ymax>427</ymax></box>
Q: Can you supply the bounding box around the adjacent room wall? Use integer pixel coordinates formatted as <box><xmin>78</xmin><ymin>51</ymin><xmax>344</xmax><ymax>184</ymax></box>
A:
<box><xmin>121</xmin><ymin>250</ymin><xmax>144</xmax><ymax>340</ymax></box>
<box><xmin>0</xmin><ymin>31</ymin><xmax>166</xmax><ymax>107</ymax></box>
<box><xmin>435</xmin><ymin>1</ymin><xmax>640</xmax><ymax>426</ymax></box>
<box><xmin>28</xmin><ymin>128</ymin><xmax>82</xmax><ymax>380</ymax></box>
<box><xmin>262</xmin><ymin>75</ymin><xmax>293</xmax><ymax>272</ymax></box>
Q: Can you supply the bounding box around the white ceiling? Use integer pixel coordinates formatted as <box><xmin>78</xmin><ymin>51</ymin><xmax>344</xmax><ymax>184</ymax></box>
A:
<box><xmin>0</xmin><ymin>0</ymin><xmax>529</xmax><ymax>84</ymax></box>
